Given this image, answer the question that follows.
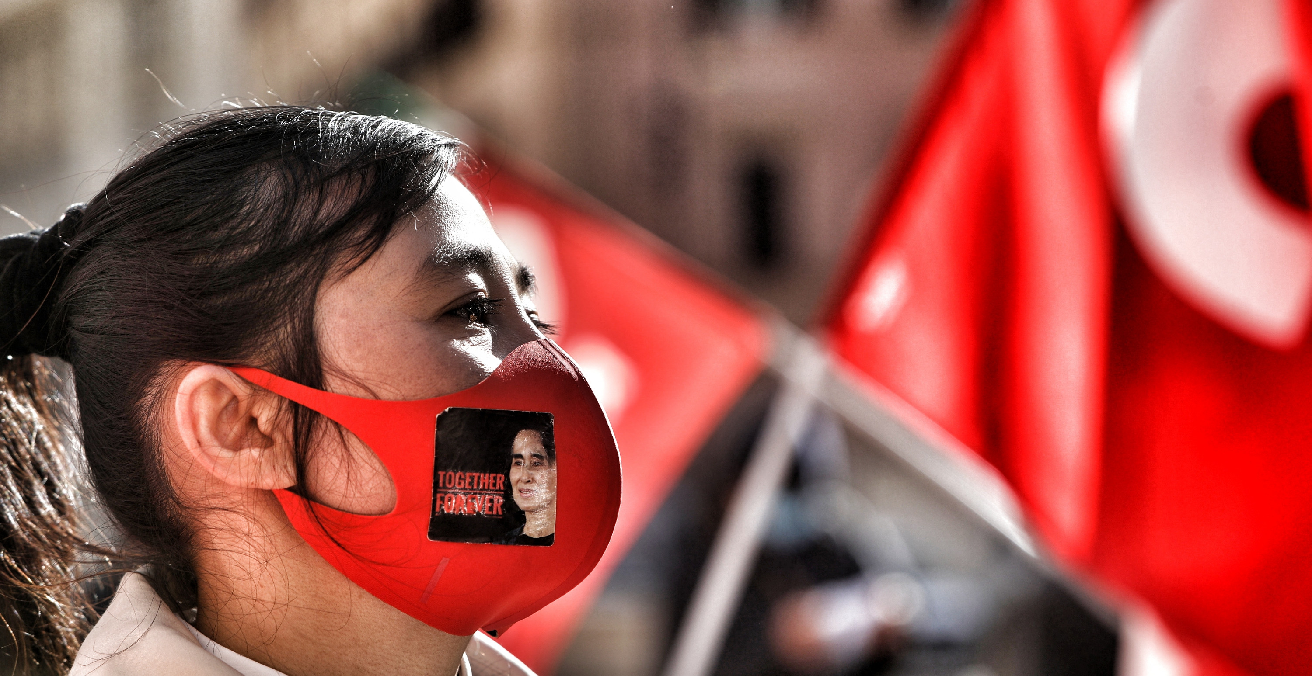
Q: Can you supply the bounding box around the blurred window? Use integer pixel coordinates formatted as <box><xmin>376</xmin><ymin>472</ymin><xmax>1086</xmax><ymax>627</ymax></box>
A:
<box><xmin>740</xmin><ymin>158</ymin><xmax>785</xmax><ymax>270</ymax></box>
<box><xmin>418</xmin><ymin>0</ymin><xmax>481</xmax><ymax>61</ymax></box>
<box><xmin>692</xmin><ymin>0</ymin><xmax>822</xmax><ymax>31</ymax></box>
<box><xmin>0</xmin><ymin>6</ymin><xmax>64</xmax><ymax>185</ymax></box>
<box><xmin>897</xmin><ymin>0</ymin><xmax>961</xmax><ymax>24</ymax></box>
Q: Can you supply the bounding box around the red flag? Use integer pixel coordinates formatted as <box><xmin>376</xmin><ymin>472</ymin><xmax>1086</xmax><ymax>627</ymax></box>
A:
<box><xmin>1287</xmin><ymin>0</ymin><xmax>1312</xmax><ymax>185</ymax></box>
<box><xmin>468</xmin><ymin>155</ymin><xmax>770</xmax><ymax>673</ymax></box>
<box><xmin>825</xmin><ymin>0</ymin><xmax>1312</xmax><ymax>673</ymax></box>
<box><xmin>826</xmin><ymin>0</ymin><xmax>1126</xmax><ymax>565</ymax></box>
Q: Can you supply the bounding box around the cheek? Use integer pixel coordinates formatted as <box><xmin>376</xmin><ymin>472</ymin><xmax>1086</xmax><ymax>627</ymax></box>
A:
<box><xmin>317</xmin><ymin>278</ymin><xmax>498</xmax><ymax>400</ymax></box>
<box><xmin>323</xmin><ymin>323</ymin><xmax>496</xmax><ymax>400</ymax></box>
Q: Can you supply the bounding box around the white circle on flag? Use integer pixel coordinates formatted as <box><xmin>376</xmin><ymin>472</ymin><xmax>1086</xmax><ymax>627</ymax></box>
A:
<box><xmin>563</xmin><ymin>333</ymin><xmax>639</xmax><ymax>423</ymax></box>
<box><xmin>1102</xmin><ymin>0</ymin><xmax>1312</xmax><ymax>348</ymax></box>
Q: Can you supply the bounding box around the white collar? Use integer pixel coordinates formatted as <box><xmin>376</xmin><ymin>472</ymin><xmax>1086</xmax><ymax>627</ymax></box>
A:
<box><xmin>72</xmin><ymin>572</ymin><xmax>525</xmax><ymax>676</ymax></box>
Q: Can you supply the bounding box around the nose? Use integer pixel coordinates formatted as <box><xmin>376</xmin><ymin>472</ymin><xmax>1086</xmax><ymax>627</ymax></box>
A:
<box><xmin>492</xmin><ymin>302</ymin><xmax>545</xmax><ymax>361</ymax></box>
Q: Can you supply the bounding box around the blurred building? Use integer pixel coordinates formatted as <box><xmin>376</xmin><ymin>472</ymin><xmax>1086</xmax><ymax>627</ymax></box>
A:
<box><xmin>0</xmin><ymin>0</ymin><xmax>427</xmax><ymax>229</ymax></box>
<box><xmin>403</xmin><ymin>0</ymin><xmax>960</xmax><ymax>321</ymax></box>
<box><xmin>0</xmin><ymin>0</ymin><xmax>958</xmax><ymax>322</ymax></box>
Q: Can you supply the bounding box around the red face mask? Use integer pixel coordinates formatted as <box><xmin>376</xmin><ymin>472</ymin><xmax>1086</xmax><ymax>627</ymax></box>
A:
<box><xmin>230</xmin><ymin>339</ymin><xmax>621</xmax><ymax>637</ymax></box>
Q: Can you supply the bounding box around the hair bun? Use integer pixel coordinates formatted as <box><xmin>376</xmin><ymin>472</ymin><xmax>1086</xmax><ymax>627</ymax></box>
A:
<box><xmin>0</xmin><ymin>204</ymin><xmax>87</xmax><ymax>360</ymax></box>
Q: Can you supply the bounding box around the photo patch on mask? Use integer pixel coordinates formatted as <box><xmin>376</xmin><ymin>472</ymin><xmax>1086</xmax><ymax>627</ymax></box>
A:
<box><xmin>429</xmin><ymin>408</ymin><xmax>557</xmax><ymax>546</ymax></box>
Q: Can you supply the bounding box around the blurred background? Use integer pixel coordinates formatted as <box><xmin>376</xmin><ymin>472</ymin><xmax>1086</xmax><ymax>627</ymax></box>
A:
<box><xmin>0</xmin><ymin>0</ymin><xmax>964</xmax><ymax>323</ymax></box>
<box><xmin>0</xmin><ymin>1</ymin><xmax>1133</xmax><ymax>675</ymax></box>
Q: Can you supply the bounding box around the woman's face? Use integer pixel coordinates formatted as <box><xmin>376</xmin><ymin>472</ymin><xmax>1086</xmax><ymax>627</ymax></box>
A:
<box><xmin>509</xmin><ymin>429</ymin><xmax>556</xmax><ymax>516</ymax></box>
<box><xmin>307</xmin><ymin>177</ymin><xmax>547</xmax><ymax>515</ymax></box>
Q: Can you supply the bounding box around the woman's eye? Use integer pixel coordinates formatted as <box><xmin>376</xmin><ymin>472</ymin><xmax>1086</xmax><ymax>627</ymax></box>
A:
<box><xmin>449</xmin><ymin>297</ymin><xmax>503</xmax><ymax>327</ymax></box>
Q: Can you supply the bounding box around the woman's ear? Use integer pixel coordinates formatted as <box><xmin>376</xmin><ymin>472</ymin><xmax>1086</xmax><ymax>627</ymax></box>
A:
<box><xmin>174</xmin><ymin>364</ymin><xmax>295</xmax><ymax>490</ymax></box>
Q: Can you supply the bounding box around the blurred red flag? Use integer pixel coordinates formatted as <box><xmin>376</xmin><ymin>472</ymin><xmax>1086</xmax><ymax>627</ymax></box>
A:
<box><xmin>826</xmin><ymin>0</ymin><xmax>1125</xmax><ymax>567</ymax></box>
<box><xmin>825</xmin><ymin>0</ymin><xmax>1312</xmax><ymax>673</ymax></box>
<box><xmin>1290</xmin><ymin>0</ymin><xmax>1312</xmax><ymax>181</ymax></box>
<box><xmin>468</xmin><ymin>155</ymin><xmax>770</xmax><ymax>673</ymax></box>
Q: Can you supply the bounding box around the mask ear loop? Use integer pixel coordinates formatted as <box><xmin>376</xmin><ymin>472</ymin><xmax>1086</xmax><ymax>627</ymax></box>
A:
<box><xmin>228</xmin><ymin>366</ymin><xmax>452</xmax><ymax>449</ymax></box>
<box><xmin>229</xmin><ymin>338</ymin><xmax>576</xmax><ymax>450</ymax></box>
<box><xmin>227</xmin><ymin>366</ymin><xmax>451</xmax><ymax>518</ymax></box>
<box><xmin>229</xmin><ymin>366</ymin><xmax>397</xmax><ymax>431</ymax></box>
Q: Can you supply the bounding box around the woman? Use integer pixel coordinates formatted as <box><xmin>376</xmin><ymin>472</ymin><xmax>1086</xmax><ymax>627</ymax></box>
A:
<box><xmin>504</xmin><ymin>425</ymin><xmax>557</xmax><ymax>546</ymax></box>
<box><xmin>0</xmin><ymin>106</ymin><xmax>613</xmax><ymax>675</ymax></box>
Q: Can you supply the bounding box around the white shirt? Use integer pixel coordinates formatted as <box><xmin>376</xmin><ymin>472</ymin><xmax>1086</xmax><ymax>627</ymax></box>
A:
<box><xmin>71</xmin><ymin>572</ymin><xmax>533</xmax><ymax>676</ymax></box>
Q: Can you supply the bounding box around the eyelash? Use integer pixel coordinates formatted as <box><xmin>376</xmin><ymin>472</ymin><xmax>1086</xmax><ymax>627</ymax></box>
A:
<box><xmin>450</xmin><ymin>297</ymin><xmax>504</xmax><ymax>327</ymax></box>
<box><xmin>449</xmin><ymin>298</ymin><xmax>559</xmax><ymax>335</ymax></box>
<box><xmin>528</xmin><ymin>311</ymin><xmax>558</xmax><ymax>335</ymax></box>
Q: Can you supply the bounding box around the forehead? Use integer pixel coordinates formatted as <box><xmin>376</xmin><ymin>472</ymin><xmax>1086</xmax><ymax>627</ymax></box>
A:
<box><xmin>415</xmin><ymin>179</ymin><xmax>513</xmax><ymax>274</ymax></box>
<box><xmin>513</xmin><ymin>430</ymin><xmax>545</xmax><ymax>451</ymax></box>
<box><xmin>514</xmin><ymin>430</ymin><xmax>545</xmax><ymax>446</ymax></box>
<box><xmin>434</xmin><ymin>178</ymin><xmax>495</xmax><ymax>242</ymax></box>
<box><xmin>322</xmin><ymin>177</ymin><xmax>515</xmax><ymax>297</ymax></box>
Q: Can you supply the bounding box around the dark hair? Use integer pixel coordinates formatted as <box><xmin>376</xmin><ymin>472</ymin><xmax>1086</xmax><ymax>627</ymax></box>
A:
<box><xmin>515</xmin><ymin>417</ymin><xmax>555</xmax><ymax>463</ymax></box>
<box><xmin>0</xmin><ymin>106</ymin><xmax>461</xmax><ymax>670</ymax></box>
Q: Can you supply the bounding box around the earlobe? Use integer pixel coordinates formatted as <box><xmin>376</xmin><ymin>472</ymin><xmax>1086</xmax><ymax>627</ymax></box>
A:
<box><xmin>174</xmin><ymin>364</ymin><xmax>295</xmax><ymax>490</ymax></box>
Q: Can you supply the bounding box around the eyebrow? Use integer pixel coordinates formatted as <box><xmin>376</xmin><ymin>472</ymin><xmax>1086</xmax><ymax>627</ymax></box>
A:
<box><xmin>516</xmin><ymin>265</ymin><xmax>537</xmax><ymax>296</ymax></box>
<box><xmin>411</xmin><ymin>241</ymin><xmax>538</xmax><ymax>297</ymax></box>
<box><xmin>409</xmin><ymin>242</ymin><xmax>496</xmax><ymax>291</ymax></box>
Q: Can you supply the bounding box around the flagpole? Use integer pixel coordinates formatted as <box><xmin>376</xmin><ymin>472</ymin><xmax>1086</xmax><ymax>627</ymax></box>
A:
<box><xmin>660</xmin><ymin>327</ymin><xmax>829</xmax><ymax>676</ymax></box>
<box><xmin>661</xmin><ymin>321</ymin><xmax>1050</xmax><ymax>676</ymax></box>
<box><xmin>817</xmin><ymin>362</ymin><xmax>1037</xmax><ymax>558</ymax></box>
